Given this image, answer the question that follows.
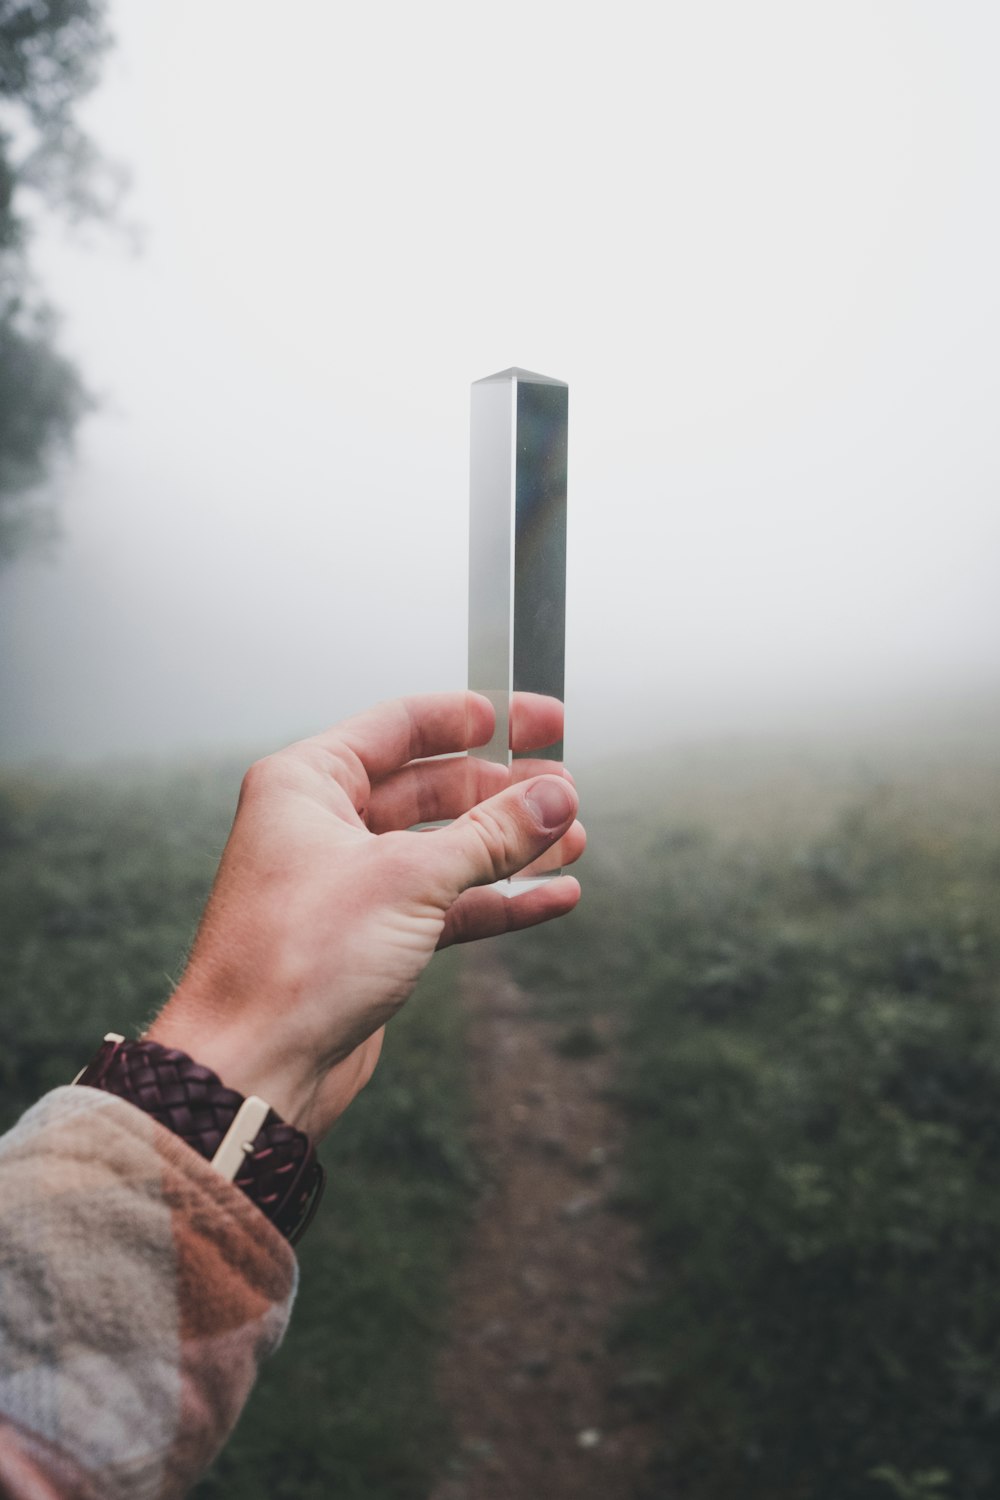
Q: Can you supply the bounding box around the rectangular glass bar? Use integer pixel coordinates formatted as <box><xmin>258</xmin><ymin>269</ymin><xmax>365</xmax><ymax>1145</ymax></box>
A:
<box><xmin>468</xmin><ymin>367</ymin><xmax>568</xmax><ymax>875</ymax></box>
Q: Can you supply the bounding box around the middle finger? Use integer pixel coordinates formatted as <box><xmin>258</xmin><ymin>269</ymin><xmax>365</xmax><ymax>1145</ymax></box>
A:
<box><xmin>367</xmin><ymin>756</ymin><xmax>509</xmax><ymax>833</ymax></box>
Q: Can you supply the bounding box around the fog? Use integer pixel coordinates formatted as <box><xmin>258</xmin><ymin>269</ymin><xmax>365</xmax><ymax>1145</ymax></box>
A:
<box><xmin>1</xmin><ymin>1</ymin><xmax>998</xmax><ymax>769</ymax></box>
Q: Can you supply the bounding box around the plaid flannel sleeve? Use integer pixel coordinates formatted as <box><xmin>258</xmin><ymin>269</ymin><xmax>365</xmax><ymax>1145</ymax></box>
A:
<box><xmin>0</xmin><ymin>1085</ymin><xmax>298</xmax><ymax>1500</ymax></box>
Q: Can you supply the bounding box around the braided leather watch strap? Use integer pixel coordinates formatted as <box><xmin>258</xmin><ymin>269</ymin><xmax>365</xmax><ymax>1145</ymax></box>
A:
<box><xmin>75</xmin><ymin>1035</ymin><xmax>324</xmax><ymax>1245</ymax></box>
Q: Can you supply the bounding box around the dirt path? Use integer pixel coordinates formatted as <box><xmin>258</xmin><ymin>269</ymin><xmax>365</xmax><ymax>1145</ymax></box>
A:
<box><xmin>429</xmin><ymin>949</ymin><xmax>656</xmax><ymax>1500</ymax></box>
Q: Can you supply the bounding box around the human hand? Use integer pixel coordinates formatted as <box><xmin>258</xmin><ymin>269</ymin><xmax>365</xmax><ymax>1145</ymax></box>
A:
<box><xmin>146</xmin><ymin>692</ymin><xmax>583</xmax><ymax>1139</ymax></box>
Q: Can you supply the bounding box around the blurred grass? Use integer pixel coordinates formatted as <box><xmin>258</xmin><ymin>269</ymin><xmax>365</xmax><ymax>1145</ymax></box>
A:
<box><xmin>0</xmin><ymin>761</ymin><xmax>241</xmax><ymax>1124</ymax></box>
<box><xmin>0</xmin><ymin>762</ymin><xmax>475</xmax><ymax>1499</ymax></box>
<box><xmin>7</xmin><ymin>721</ymin><xmax>1000</xmax><ymax>1500</ymax></box>
<box><xmin>509</xmin><ymin>734</ymin><xmax>1000</xmax><ymax>1500</ymax></box>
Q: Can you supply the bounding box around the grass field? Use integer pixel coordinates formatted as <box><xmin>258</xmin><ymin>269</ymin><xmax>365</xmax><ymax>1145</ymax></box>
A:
<box><xmin>4</xmin><ymin>719</ymin><xmax>1000</xmax><ymax>1498</ymax></box>
<box><xmin>510</xmin><ymin>731</ymin><xmax>1000</xmax><ymax>1500</ymax></box>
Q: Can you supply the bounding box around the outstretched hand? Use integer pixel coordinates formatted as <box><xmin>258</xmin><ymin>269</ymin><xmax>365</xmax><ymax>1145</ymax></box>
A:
<box><xmin>147</xmin><ymin>692</ymin><xmax>584</xmax><ymax>1138</ymax></box>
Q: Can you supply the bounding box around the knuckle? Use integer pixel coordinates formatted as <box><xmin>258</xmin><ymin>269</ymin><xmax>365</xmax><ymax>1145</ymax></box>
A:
<box><xmin>239</xmin><ymin>754</ymin><xmax>279</xmax><ymax>803</ymax></box>
<box><xmin>238</xmin><ymin>748</ymin><xmax>305</xmax><ymax>810</ymax></box>
<box><xmin>467</xmin><ymin>803</ymin><xmax>523</xmax><ymax>882</ymax></box>
<box><xmin>324</xmin><ymin>744</ymin><xmax>369</xmax><ymax>809</ymax></box>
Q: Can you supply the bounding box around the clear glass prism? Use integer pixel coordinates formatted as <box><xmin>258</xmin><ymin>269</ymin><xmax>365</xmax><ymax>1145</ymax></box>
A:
<box><xmin>468</xmin><ymin>366</ymin><xmax>568</xmax><ymax>882</ymax></box>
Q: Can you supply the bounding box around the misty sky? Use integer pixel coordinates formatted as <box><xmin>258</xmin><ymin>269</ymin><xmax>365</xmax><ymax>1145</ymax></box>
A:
<box><xmin>1</xmin><ymin>1</ymin><xmax>998</xmax><ymax>766</ymax></box>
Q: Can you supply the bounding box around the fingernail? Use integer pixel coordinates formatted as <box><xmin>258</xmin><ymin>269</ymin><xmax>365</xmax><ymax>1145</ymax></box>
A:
<box><xmin>525</xmin><ymin>776</ymin><xmax>575</xmax><ymax>830</ymax></box>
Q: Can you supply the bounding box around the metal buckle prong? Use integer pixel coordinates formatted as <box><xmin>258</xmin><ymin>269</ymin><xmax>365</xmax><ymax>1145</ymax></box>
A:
<box><xmin>211</xmin><ymin>1096</ymin><xmax>270</xmax><ymax>1181</ymax></box>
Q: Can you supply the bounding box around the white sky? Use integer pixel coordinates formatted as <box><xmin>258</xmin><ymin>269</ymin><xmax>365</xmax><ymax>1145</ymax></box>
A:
<box><xmin>1</xmin><ymin>0</ymin><xmax>998</xmax><ymax>765</ymax></box>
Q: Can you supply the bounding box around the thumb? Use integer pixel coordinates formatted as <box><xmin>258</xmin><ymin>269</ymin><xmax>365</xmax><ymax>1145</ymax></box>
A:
<box><xmin>430</xmin><ymin>774</ymin><xmax>579</xmax><ymax>895</ymax></box>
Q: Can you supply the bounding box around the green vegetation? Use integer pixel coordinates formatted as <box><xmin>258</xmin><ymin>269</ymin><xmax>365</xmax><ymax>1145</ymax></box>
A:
<box><xmin>0</xmin><ymin>763</ymin><xmax>474</xmax><ymax>1498</ymax></box>
<box><xmin>0</xmin><ymin>761</ymin><xmax>239</xmax><ymax>1122</ymax></box>
<box><xmin>511</xmin><ymin>743</ymin><xmax>1000</xmax><ymax>1500</ymax></box>
<box><xmin>6</xmin><ymin>728</ymin><xmax>1000</xmax><ymax>1498</ymax></box>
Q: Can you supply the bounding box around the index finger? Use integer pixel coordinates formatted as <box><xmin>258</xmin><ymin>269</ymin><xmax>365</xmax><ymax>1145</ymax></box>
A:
<box><xmin>313</xmin><ymin>692</ymin><xmax>496</xmax><ymax>781</ymax></box>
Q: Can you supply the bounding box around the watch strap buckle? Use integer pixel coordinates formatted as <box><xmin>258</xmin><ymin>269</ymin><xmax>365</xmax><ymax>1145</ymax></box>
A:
<box><xmin>210</xmin><ymin>1096</ymin><xmax>271</xmax><ymax>1181</ymax></box>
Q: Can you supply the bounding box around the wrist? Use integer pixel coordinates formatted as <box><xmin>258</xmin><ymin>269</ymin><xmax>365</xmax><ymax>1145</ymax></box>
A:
<box><xmin>73</xmin><ymin>1033</ymin><xmax>325</xmax><ymax>1245</ymax></box>
<box><xmin>145</xmin><ymin>982</ymin><xmax>323</xmax><ymax>1135</ymax></box>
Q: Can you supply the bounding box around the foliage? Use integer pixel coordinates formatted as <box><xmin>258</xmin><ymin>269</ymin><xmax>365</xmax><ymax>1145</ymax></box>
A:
<box><xmin>513</xmin><ymin>755</ymin><xmax>1000</xmax><ymax>1499</ymax></box>
<box><xmin>8</xmin><ymin>738</ymin><xmax>1000</xmax><ymax>1497</ymax></box>
<box><xmin>0</xmin><ymin>0</ymin><xmax>117</xmax><ymax>560</ymax></box>
<box><xmin>0</xmin><ymin>761</ymin><xmax>238</xmax><ymax>1120</ymax></box>
<box><xmin>0</xmin><ymin>762</ymin><xmax>474</xmax><ymax>1498</ymax></box>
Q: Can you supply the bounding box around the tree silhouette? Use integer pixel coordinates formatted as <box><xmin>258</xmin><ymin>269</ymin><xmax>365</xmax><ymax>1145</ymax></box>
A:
<box><xmin>0</xmin><ymin>0</ymin><xmax>119</xmax><ymax>561</ymax></box>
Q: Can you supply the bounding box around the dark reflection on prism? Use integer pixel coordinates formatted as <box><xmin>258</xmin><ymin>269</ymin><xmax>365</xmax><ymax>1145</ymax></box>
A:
<box><xmin>512</xmin><ymin>377</ymin><xmax>568</xmax><ymax>762</ymax></box>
